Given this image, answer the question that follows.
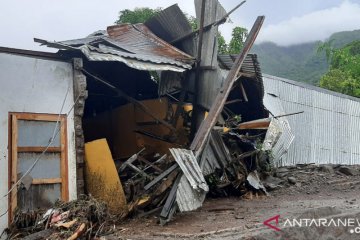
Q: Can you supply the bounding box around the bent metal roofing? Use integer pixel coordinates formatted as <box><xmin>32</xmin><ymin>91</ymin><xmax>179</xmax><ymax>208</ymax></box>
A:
<box><xmin>35</xmin><ymin>23</ymin><xmax>195</xmax><ymax>72</ymax></box>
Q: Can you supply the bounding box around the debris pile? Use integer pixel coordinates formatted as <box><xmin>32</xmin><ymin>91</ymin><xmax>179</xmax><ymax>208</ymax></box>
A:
<box><xmin>7</xmin><ymin>195</ymin><xmax>116</xmax><ymax>240</ymax></box>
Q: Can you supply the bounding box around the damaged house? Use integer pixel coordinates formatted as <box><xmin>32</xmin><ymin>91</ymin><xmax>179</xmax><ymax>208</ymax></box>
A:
<box><xmin>1</xmin><ymin>0</ymin><xmax>360</xmax><ymax>238</ymax></box>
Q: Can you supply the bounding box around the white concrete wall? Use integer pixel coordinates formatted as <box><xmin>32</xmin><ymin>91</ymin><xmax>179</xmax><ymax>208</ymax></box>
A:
<box><xmin>0</xmin><ymin>52</ymin><xmax>77</xmax><ymax>233</ymax></box>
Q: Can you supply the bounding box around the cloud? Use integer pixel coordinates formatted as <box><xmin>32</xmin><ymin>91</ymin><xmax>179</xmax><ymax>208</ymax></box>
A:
<box><xmin>256</xmin><ymin>1</ymin><xmax>360</xmax><ymax>46</ymax></box>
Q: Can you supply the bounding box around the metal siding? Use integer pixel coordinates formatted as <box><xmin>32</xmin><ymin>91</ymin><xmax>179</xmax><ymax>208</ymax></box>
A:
<box><xmin>263</xmin><ymin>75</ymin><xmax>360</xmax><ymax>166</ymax></box>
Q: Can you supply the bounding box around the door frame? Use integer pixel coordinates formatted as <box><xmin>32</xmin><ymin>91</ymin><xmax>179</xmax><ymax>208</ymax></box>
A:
<box><xmin>8</xmin><ymin>112</ymin><xmax>68</xmax><ymax>223</ymax></box>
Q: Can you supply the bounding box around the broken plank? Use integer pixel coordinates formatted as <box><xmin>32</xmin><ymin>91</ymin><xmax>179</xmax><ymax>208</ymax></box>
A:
<box><xmin>144</xmin><ymin>164</ymin><xmax>178</xmax><ymax>191</ymax></box>
<box><xmin>137</xmin><ymin>156</ymin><xmax>163</xmax><ymax>173</ymax></box>
<box><xmin>118</xmin><ymin>148</ymin><xmax>145</xmax><ymax>172</ymax></box>
<box><xmin>237</xmin><ymin>118</ymin><xmax>271</xmax><ymax>130</ymax></box>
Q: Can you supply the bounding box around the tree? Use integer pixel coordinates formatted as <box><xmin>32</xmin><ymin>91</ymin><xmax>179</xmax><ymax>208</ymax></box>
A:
<box><xmin>227</xmin><ymin>27</ymin><xmax>248</xmax><ymax>54</ymax></box>
<box><xmin>217</xmin><ymin>32</ymin><xmax>228</xmax><ymax>54</ymax></box>
<box><xmin>318</xmin><ymin>40</ymin><xmax>360</xmax><ymax>97</ymax></box>
<box><xmin>116</xmin><ymin>7</ymin><xmax>162</xmax><ymax>24</ymax></box>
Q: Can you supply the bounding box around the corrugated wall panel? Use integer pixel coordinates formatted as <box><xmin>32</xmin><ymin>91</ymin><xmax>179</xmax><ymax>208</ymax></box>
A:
<box><xmin>263</xmin><ymin>75</ymin><xmax>360</xmax><ymax>166</ymax></box>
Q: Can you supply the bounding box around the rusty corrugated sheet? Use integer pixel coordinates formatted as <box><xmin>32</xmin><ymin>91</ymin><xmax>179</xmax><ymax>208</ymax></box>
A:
<box><xmin>106</xmin><ymin>24</ymin><xmax>194</xmax><ymax>65</ymax></box>
<box><xmin>35</xmin><ymin>23</ymin><xmax>195</xmax><ymax>72</ymax></box>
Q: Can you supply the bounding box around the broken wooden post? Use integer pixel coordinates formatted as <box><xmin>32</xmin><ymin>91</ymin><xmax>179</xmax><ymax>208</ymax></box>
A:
<box><xmin>190</xmin><ymin>0</ymin><xmax>207</xmax><ymax>139</ymax></box>
<box><xmin>190</xmin><ymin>16</ymin><xmax>265</xmax><ymax>155</ymax></box>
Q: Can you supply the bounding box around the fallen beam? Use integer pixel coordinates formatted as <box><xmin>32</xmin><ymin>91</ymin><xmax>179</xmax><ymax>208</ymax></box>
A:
<box><xmin>190</xmin><ymin>16</ymin><xmax>265</xmax><ymax>155</ymax></box>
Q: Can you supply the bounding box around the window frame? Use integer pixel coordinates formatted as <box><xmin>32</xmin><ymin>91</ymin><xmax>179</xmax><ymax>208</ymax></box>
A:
<box><xmin>8</xmin><ymin>112</ymin><xmax>68</xmax><ymax>221</ymax></box>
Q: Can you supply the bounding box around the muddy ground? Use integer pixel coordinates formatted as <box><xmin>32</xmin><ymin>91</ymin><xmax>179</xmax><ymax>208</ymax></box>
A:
<box><xmin>113</xmin><ymin>164</ymin><xmax>360</xmax><ymax>239</ymax></box>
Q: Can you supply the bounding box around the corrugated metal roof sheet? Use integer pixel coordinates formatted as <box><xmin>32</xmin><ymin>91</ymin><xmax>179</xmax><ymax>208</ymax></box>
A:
<box><xmin>35</xmin><ymin>23</ymin><xmax>195</xmax><ymax>72</ymax></box>
<box><xmin>170</xmin><ymin>148</ymin><xmax>208</xmax><ymax>191</ymax></box>
<box><xmin>170</xmin><ymin>148</ymin><xmax>208</xmax><ymax>212</ymax></box>
<box><xmin>263</xmin><ymin>74</ymin><xmax>360</xmax><ymax>166</ymax></box>
<box><xmin>145</xmin><ymin>4</ymin><xmax>195</xmax><ymax>55</ymax></box>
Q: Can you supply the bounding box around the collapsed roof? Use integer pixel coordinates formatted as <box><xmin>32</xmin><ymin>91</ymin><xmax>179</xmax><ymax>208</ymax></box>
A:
<box><xmin>35</xmin><ymin>23</ymin><xmax>195</xmax><ymax>72</ymax></box>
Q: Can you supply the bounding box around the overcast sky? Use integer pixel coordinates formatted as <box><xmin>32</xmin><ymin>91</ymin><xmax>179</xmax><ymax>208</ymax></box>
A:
<box><xmin>0</xmin><ymin>0</ymin><xmax>359</xmax><ymax>51</ymax></box>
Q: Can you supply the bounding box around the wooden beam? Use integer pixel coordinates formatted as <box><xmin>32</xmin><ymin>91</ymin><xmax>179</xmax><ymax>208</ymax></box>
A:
<box><xmin>237</xmin><ymin>118</ymin><xmax>271</xmax><ymax>130</ymax></box>
<box><xmin>190</xmin><ymin>0</ymin><xmax>206</xmax><ymax>138</ymax></box>
<box><xmin>32</xmin><ymin>178</ymin><xmax>62</xmax><ymax>185</ymax></box>
<box><xmin>190</xmin><ymin>16</ymin><xmax>265</xmax><ymax>154</ymax></box>
<box><xmin>17</xmin><ymin>147</ymin><xmax>61</xmax><ymax>153</ymax></box>
<box><xmin>239</xmin><ymin>82</ymin><xmax>248</xmax><ymax>102</ymax></box>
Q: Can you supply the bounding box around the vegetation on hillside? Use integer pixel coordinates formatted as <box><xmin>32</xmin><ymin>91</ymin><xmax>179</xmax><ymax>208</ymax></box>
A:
<box><xmin>252</xmin><ymin>30</ymin><xmax>360</xmax><ymax>85</ymax></box>
<box><xmin>318</xmin><ymin>40</ymin><xmax>360</xmax><ymax>97</ymax></box>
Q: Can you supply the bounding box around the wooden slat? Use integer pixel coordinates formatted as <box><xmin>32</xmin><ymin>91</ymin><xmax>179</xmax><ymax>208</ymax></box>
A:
<box><xmin>17</xmin><ymin>146</ymin><xmax>61</xmax><ymax>153</ymax></box>
<box><xmin>238</xmin><ymin>118</ymin><xmax>271</xmax><ymax>130</ymax></box>
<box><xmin>10</xmin><ymin>115</ymin><xmax>18</xmax><ymax>221</ymax></box>
<box><xmin>10</xmin><ymin>112</ymin><xmax>63</xmax><ymax>122</ymax></box>
<box><xmin>32</xmin><ymin>178</ymin><xmax>62</xmax><ymax>185</ymax></box>
<box><xmin>60</xmin><ymin>115</ymin><xmax>69</xmax><ymax>201</ymax></box>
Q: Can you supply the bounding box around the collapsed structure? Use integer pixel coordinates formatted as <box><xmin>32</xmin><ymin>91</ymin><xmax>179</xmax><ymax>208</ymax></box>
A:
<box><xmin>1</xmin><ymin>0</ymin><xmax>360</xmax><ymax>239</ymax></box>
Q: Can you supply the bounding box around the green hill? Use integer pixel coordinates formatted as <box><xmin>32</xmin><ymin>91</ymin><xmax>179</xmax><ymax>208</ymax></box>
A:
<box><xmin>251</xmin><ymin>29</ymin><xmax>360</xmax><ymax>85</ymax></box>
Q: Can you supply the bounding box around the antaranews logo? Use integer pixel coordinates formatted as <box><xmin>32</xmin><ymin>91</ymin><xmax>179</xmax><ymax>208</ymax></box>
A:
<box><xmin>263</xmin><ymin>215</ymin><xmax>360</xmax><ymax>234</ymax></box>
<box><xmin>263</xmin><ymin>215</ymin><xmax>281</xmax><ymax>231</ymax></box>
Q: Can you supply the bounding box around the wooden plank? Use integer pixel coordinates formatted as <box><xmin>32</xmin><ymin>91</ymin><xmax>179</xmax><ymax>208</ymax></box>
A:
<box><xmin>10</xmin><ymin>114</ymin><xmax>18</xmax><ymax>221</ymax></box>
<box><xmin>11</xmin><ymin>112</ymin><xmax>64</xmax><ymax>122</ymax></box>
<box><xmin>32</xmin><ymin>178</ymin><xmax>62</xmax><ymax>185</ymax></box>
<box><xmin>238</xmin><ymin>118</ymin><xmax>271</xmax><ymax>130</ymax></box>
<box><xmin>17</xmin><ymin>146</ymin><xmax>61</xmax><ymax>153</ymax></box>
<box><xmin>137</xmin><ymin>156</ymin><xmax>163</xmax><ymax>173</ymax></box>
<box><xmin>190</xmin><ymin>16</ymin><xmax>265</xmax><ymax>154</ymax></box>
<box><xmin>60</xmin><ymin>115</ymin><xmax>69</xmax><ymax>201</ymax></box>
<box><xmin>239</xmin><ymin>82</ymin><xmax>249</xmax><ymax>102</ymax></box>
<box><xmin>118</xmin><ymin>148</ymin><xmax>145</xmax><ymax>172</ymax></box>
<box><xmin>144</xmin><ymin>164</ymin><xmax>178</xmax><ymax>191</ymax></box>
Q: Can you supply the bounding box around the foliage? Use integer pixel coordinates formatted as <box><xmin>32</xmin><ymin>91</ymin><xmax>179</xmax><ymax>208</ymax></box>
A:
<box><xmin>217</xmin><ymin>32</ymin><xmax>228</xmax><ymax>54</ymax></box>
<box><xmin>252</xmin><ymin>29</ymin><xmax>360</xmax><ymax>85</ymax></box>
<box><xmin>186</xmin><ymin>15</ymin><xmax>198</xmax><ymax>31</ymax></box>
<box><xmin>227</xmin><ymin>27</ymin><xmax>248</xmax><ymax>54</ymax></box>
<box><xmin>217</xmin><ymin>27</ymin><xmax>248</xmax><ymax>54</ymax></box>
<box><xmin>318</xmin><ymin>40</ymin><xmax>360</xmax><ymax>97</ymax></box>
<box><xmin>115</xmin><ymin>7</ymin><xmax>162</xmax><ymax>24</ymax></box>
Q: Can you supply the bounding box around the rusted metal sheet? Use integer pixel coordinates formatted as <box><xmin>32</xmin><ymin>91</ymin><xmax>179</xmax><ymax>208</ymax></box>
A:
<box><xmin>35</xmin><ymin>23</ymin><xmax>195</xmax><ymax>72</ymax></box>
<box><xmin>107</xmin><ymin>24</ymin><xmax>194</xmax><ymax>64</ymax></box>
<box><xmin>190</xmin><ymin>16</ymin><xmax>265</xmax><ymax>155</ymax></box>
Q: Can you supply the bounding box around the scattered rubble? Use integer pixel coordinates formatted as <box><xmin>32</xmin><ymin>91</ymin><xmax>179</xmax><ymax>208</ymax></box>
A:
<box><xmin>7</xmin><ymin>195</ymin><xmax>116</xmax><ymax>239</ymax></box>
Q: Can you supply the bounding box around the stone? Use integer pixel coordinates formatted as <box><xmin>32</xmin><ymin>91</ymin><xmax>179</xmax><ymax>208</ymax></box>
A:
<box><xmin>319</xmin><ymin>165</ymin><xmax>334</xmax><ymax>174</ymax></box>
<box><xmin>338</xmin><ymin>166</ymin><xmax>357</xmax><ymax>176</ymax></box>
<box><xmin>288</xmin><ymin>176</ymin><xmax>297</xmax><ymax>184</ymax></box>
